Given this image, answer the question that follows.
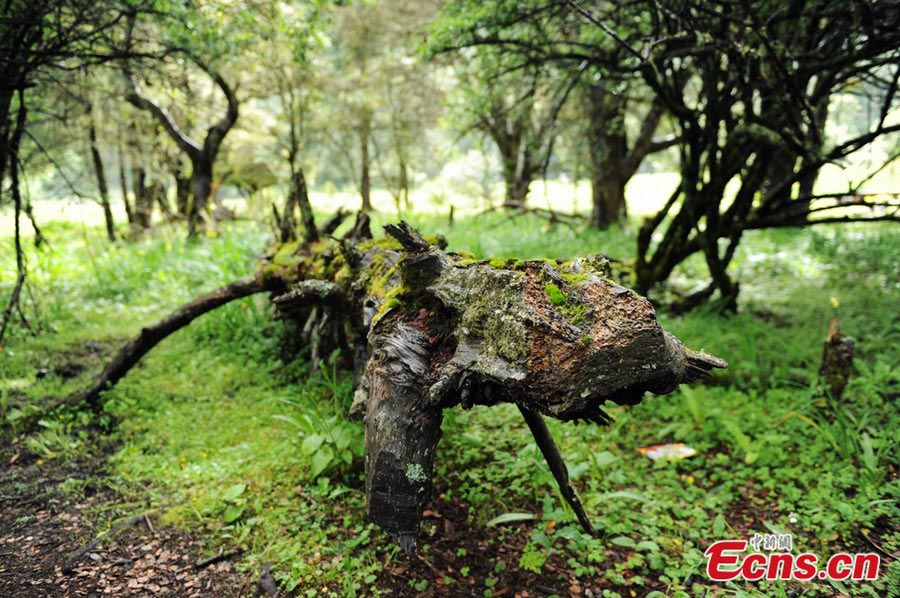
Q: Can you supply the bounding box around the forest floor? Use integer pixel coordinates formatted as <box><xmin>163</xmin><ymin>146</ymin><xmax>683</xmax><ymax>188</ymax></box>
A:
<box><xmin>1</xmin><ymin>212</ymin><xmax>898</xmax><ymax>597</ymax></box>
<box><xmin>0</xmin><ymin>439</ymin><xmax>250</xmax><ymax>597</ymax></box>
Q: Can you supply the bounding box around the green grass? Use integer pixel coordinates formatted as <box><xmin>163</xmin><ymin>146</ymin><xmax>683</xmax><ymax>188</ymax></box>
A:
<box><xmin>1</xmin><ymin>212</ymin><xmax>898</xmax><ymax>596</ymax></box>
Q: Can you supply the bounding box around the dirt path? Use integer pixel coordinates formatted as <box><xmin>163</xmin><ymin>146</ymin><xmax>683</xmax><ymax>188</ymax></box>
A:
<box><xmin>0</xmin><ymin>448</ymin><xmax>253</xmax><ymax>597</ymax></box>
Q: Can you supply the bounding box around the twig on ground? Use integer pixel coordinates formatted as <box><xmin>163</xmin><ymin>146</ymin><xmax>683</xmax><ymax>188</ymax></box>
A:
<box><xmin>62</xmin><ymin>511</ymin><xmax>156</xmax><ymax>574</ymax></box>
<box><xmin>193</xmin><ymin>547</ymin><xmax>243</xmax><ymax>570</ymax></box>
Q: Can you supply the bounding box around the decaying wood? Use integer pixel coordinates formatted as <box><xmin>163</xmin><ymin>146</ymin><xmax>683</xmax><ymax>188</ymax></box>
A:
<box><xmin>71</xmin><ymin>216</ymin><xmax>726</xmax><ymax>554</ymax></box>
<box><xmin>820</xmin><ymin>318</ymin><xmax>854</xmax><ymax>400</ymax></box>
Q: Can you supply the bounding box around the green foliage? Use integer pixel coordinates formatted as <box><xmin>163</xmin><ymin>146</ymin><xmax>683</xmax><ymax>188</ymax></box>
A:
<box><xmin>519</xmin><ymin>541</ymin><xmax>548</xmax><ymax>574</ymax></box>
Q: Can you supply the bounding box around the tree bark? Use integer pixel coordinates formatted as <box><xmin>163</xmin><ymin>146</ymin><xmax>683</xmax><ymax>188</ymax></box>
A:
<box><xmin>174</xmin><ymin>167</ymin><xmax>191</xmax><ymax>219</ymax></box>
<box><xmin>0</xmin><ymin>89</ymin><xmax>27</xmax><ymax>344</ymax></box>
<box><xmin>359</xmin><ymin>120</ymin><xmax>373</xmax><ymax>212</ymax></box>
<box><xmin>131</xmin><ymin>166</ymin><xmax>154</xmax><ymax>230</ymax></box>
<box><xmin>584</xmin><ymin>84</ymin><xmax>671</xmax><ymax>229</ymax></box>
<box><xmin>498</xmin><ymin>146</ymin><xmax>534</xmax><ymax>207</ymax></box>
<box><xmin>364</xmin><ymin>322</ymin><xmax>444</xmax><ymax>554</ymax></box>
<box><xmin>87</xmin><ymin>109</ymin><xmax>116</xmax><ymax>242</ymax></box>
<box><xmin>586</xmin><ymin>86</ymin><xmax>628</xmax><ymax>228</ymax></box>
<box><xmin>117</xmin><ymin>135</ymin><xmax>135</xmax><ymax>225</ymax></box>
<box><xmin>188</xmin><ymin>157</ymin><xmax>214</xmax><ymax>236</ymax></box>
<box><xmin>292</xmin><ymin>168</ymin><xmax>318</xmax><ymax>244</ymax></box>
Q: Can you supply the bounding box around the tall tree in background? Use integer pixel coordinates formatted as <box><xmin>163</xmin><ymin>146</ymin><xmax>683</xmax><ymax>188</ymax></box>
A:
<box><xmin>123</xmin><ymin>49</ymin><xmax>238</xmax><ymax>236</ymax></box>
<box><xmin>86</xmin><ymin>101</ymin><xmax>116</xmax><ymax>241</ymax></box>
<box><xmin>453</xmin><ymin>54</ymin><xmax>575</xmax><ymax>207</ymax></box>
<box><xmin>369</xmin><ymin>1</ymin><xmax>442</xmax><ymax>215</ymax></box>
<box><xmin>427</xmin><ymin>0</ymin><xmax>673</xmax><ymax>225</ymax></box>
<box><xmin>326</xmin><ymin>3</ymin><xmax>380</xmax><ymax>212</ymax></box>
<box><xmin>615</xmin><ymin>0</ymin><xmax>900</xmax><ymax>308</ymax></box>
<box><xmin>430</xmin><ymin>0</ymin><xmax>900</xmax><ymax>308</ymax></box>
<box><xmin>581</xmin><ymin>78</ymin><xmax>676</xmax><ymax>227</ymax></box>
<box><xmin>264</xmin><ymin>4</ymin><xmax>324</xmax><ymax>243</ymax></box>
<box><xmin>118</xmin><ymin>0</ymin><xmax>263</xmax><ymax>237</ymax></box>
<box><xmin>324</xmin><ymin>0</ymin><xmax>441</xmax><ymax>212</ymax></box>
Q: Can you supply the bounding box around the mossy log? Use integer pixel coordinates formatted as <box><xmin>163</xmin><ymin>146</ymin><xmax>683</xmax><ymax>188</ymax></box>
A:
<box><xmin>264</xmin><ymin>219</ymin><xmax>725</xmax><ymax>551</ymax></box>
<box><xmin>75</xmin><ymin>215</ymin><xmax>726</xmax><ymax>554</ymax></box>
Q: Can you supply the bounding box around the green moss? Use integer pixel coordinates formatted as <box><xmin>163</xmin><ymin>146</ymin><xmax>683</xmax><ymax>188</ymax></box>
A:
<box><xmin>436</xmin><ymin>267</ymin><xmax>529</xmax><ymax>364</ymax></box>
<box><xmin>357</xmin><ymin>236</ymin><xmax>403</xmax><ymax>252</ymax></box>
<box><xmin>271</xmin><ymin>241</ymin><xmax>302</xmax><ymax>266</ymax></box>
<box><xmin>370</xmin><ymin>285</ymin><xmax>405</xmax><ymax>327</ymax></box>
<box><xmin>581</xmin><ymin>334</ymin><xmax>592</xmax><ymax>345</ymax></box>
<box><xmin>555</xmin><ymin>301</ymin><xmax>588</xmax><ymax>327</ymax></box>
<box><xmin>561</xmin><ymin>271</ymin><xmax>591</xmax><ymax>284</ymax></box>
<box><xmin>488</xmin><ymin>257</ymin><xmax>515</xmax><ymax>269</ymax></box>
<box><xmin>544</xmin><ymin>283</ymin><xmax>566</xmax><ymax>306</ymax></box>
<box><xmin>423</xmin><ymin>234</ymin><xmax>447</xmax><ymax>248</ymax></box>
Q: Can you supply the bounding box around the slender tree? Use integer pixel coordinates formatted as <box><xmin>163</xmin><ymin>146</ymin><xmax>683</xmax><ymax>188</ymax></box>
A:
<box><xmin>428</xmin><ymin>0</ymin><xmax>673</xmax><ymax>225</ymax></box>
<box><xmin>86</xmin><ymin>103</ymin><xmax>116</xmax><ymax>241</ymax></box>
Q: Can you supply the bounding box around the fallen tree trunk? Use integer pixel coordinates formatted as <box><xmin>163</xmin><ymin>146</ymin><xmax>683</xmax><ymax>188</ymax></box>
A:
<box><xmin>67</xmin><ymin>215</ymin><xmax>727</xmax><ymax>553</ymax></box>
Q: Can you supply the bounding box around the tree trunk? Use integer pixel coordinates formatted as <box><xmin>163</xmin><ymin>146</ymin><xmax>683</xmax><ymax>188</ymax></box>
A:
<box><xmin>124</xmin><ymin>57</ymin><xmax>238</xmax><ymax>238</ymax></box>
<box><xmin>586</xmin><ymin>86</ymin><xmax>628</xmax><ymax>228</ymax></box>
<box><xmin>503</xmin><ymin>173</ymin><xmax>532</xmax><ymax>206</ymax></box>
<box><xmin>0</xmin><ymin>89</ymin><xmax>27</xmax><ymax>344</ymax></box>
<box><xmin>88</xmin><ymin>114</ymin><xmax>116</xmax><ymax>242</ymax></box>
<box><xmin>399</xmin><ymin>159</ymin><xmax>410</xmax><ymax>212</ymax></box>
<box><xmin>132</xmin><ymin>166</ymin><xmax>154</xmax><ymax>230</ymax></box>
<box><xmin>279</xmin><ymin>168</ymin><xmax>318</xmax><ymax>244</ymax></box>
<box><xmin>359</xmin><ymin>124</ymin><xmax>372</xmax><ymax>212</ymax></box>
<box><xmin>174</xmin><ymin>167</ymin><xmax>191</xmax><ymax>218</ymax></box>
<box><xmin>188</xmin><ymin>158</ymin><xmax>213</xmax><ymax>237</ymax></box>
<box><xmin>364</xmin><ymin>322</ymin><xmax>444</xmax><ymax>553</ymax></box>
<box><xmin>589</xmin><ymin>164</ymin><xmax>626</xmax><ymax>229</ymax></box>
<box><xmin>71</xmin><ymin>219</ymin><xmax>727</xmax><ymax>553</ymax></box>
<box><xmin>117</xmin><ymin>136</ymin><xmax>135</xmax><ymax>225</ymax></box>
<box><xmin>293</xmin><ymin>168</ymin><xmax>318</xmax><ymax>244</ymax></box>
<box><xmin>499</xmin><ymin>150</ymin><xmax>533</xmax><ymax>207</ymax></box>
